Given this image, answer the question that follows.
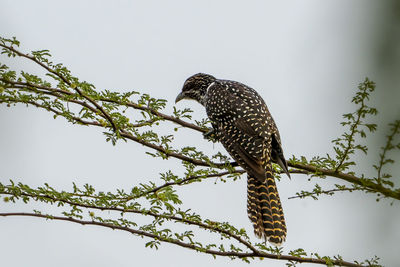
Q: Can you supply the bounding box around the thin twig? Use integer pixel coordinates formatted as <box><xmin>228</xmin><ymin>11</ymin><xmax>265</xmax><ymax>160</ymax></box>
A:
<box><xmin>137</xmin><ymin>170</ymin><xmax>245</xmax><ymax>198</ymax></box>
<box><xmin>335</xmin><ymin>96</ymin><xmax>367</xmax><ymax>172</ymax></box>
<box><xmin>376</xmin><ymin>121</ymin><xmax>400</xmax><ymax>182</ymax></box>
<box><xmin>101</xmin><ymin>98</ymin><xmax>206</xmax><ymax>133</ymax></box>
<box><xmin>0</xmin><ymin>99</ymin><xmax>101</xmax><ymax>127</ymax></box>
<box><xmin>288</xmin><ymin>187</ymin><xmax>365</xmax><ymax>200</ymax></box>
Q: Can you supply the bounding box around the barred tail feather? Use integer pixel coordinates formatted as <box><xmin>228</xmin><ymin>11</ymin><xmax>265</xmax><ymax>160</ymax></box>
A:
<box><xmin>247</xmin><ymin>170</ymin><xmax>286</xmax><ymax>245</ymax></box>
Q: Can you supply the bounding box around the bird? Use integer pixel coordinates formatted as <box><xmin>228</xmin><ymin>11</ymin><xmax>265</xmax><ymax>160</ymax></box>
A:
<box><xmin>175</xmin><ymin>73</ymin><xmax>290</xmax><ymax>245</ymax></box>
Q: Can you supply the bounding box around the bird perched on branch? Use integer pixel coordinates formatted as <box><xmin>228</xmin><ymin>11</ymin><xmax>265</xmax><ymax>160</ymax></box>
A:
<box><xmin>176</xmin><ymin>73</ymin><xmax>290</xmax><ymax>245</ymax></box>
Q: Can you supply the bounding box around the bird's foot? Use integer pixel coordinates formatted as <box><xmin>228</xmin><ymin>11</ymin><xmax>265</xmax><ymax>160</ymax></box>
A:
<box><xmin>203</xmin><ymin>127</ymin><xmax>219</xmax><ymax>142</ymax></box>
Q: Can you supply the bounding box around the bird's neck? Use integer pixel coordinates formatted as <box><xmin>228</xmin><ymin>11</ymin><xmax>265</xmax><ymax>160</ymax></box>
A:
<box><xmin>199</xmin><ymin>81</ymin><xmax>215</xmax><ymax>106</ymax></box>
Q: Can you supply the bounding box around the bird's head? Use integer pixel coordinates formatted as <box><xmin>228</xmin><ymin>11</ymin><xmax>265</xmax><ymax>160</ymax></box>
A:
<box><xmin>175</xmin><ymin>73</ymin><xmax>216</xmax><ymax>105</ymax></box>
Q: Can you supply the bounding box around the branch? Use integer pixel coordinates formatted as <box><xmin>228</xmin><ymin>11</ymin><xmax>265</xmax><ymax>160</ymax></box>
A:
<box><xmin>289</xmin><ymin>162</ymin><xmax>400</xmax><ymax>200</ymax></box>
<box><xmin>375</xmin><ymin>120</ymin><xmax>400</xmax><ymax>183</ymax></box>
<box><xmin>0</xmin><ymin>212</ymin><xmax>366</xmax><ymax>267</ymax></box>
<box><xmin>0</xmin><ymin>98</ymin><xmax>102</xmax><ymax>127</ymax></box>
<box><xmin>1</xmin><ymin>187</ymin><xmax>257</xmax><ymax>253</ymax></box>
<box><xmin>0</xmin><ymin>42</ymin><xmax>117</xmax><ymax>131</ymax></box>
<box><xmin>136</xmin><ymin>170</ymin><xmax>245</xmax><ymax>198</ymax></box>
<box><xmin>118</xmin><ymin>129</ymin><xmax>220</xmax><ymax>167</ymax></box>
<box><xmin>333</xmin><ymin>78</ymin><xmax>377</xmax><ymax>172</ymax></box>
<box><xmin>288</xmin><ymin>187</ymin><xmax>364</xmax><ymax>200</ymax></box>
<box><xmin>335</xmin><ymin>103</ymin><xmax>364</xmax><ymax>172</ymax></box>
<box><xmin>104</xmin><ymin>98</ymin><xmax>206</xmax><ymax>133</ymax></box>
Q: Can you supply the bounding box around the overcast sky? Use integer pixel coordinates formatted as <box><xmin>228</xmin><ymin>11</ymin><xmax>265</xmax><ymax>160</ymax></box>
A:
<box><xmin>1</xmin><ymin>1</ymin><xmax>399</xmax><ymax>267</ymax></box>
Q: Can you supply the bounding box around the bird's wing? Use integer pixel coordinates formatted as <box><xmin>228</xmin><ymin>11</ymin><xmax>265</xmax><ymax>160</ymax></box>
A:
<box><xmin>220</xmin><ymin>80</ymin><xmax>289</xmax><ymax>177</ymax></box>
<box><xmin>206</xmin><ymin>81</ymin><xmax>269</xmax><ymax>181</ymax></box>
<box><xmin>223</xmin><ymin>80</ymin><xmax>275</xmax><ymax>139</ymax></box>
<box><xmin>232</xmin><ymin>142</ymin><xmax>266</xmax><ymax>180</ymax></box>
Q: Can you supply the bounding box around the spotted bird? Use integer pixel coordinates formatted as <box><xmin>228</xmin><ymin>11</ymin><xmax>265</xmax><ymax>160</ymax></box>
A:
<box><xmin>176</xmin><ymin>73</ymin><xmax>290</xmax><ymax>245</ymax></box>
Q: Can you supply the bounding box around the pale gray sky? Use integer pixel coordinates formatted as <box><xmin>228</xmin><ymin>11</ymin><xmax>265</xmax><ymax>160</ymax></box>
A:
<box><xmin>1</xmin><ymin>1</ymin><xmax>399</xmax><ymax>267</ymax></box>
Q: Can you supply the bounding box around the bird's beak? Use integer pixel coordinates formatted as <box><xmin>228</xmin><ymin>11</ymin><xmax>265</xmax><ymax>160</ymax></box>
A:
<box><xmin>175</xmin><ymin>92</ymin><xmax>185</xmax><ymax>103</ymax></box>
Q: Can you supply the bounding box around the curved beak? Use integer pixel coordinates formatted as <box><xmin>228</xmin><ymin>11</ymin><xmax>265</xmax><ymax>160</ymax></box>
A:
<box><xmin>175</xmin><ymin>92</ymin><xmax>185</xmax><ymax>103</ymax></box>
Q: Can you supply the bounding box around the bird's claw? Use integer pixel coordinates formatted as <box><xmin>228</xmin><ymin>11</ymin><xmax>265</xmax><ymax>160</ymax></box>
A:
<box><xmin>203</xmin><ymin>127</ymin><xmax>219</xmax><ymax>142</ymax></box>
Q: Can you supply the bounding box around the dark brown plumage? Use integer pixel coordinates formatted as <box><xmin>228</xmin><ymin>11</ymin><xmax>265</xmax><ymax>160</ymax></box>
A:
<box><xmin>176</xmin><ymin>73</ymin><xmax>290</xmax><ymax>245</ymax></box>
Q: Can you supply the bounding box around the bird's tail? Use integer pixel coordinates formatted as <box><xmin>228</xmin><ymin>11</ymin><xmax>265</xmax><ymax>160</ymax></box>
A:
<box><xmin>247</xmin><ymin>169</ymin><xmax>286</xmax><ymax>245</ymax></box>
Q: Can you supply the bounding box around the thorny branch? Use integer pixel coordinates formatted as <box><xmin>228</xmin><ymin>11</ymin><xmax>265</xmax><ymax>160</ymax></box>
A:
<box><xmin>0</xmin><ymin>212</ymin><xmax>365</xmax><ymax>267</ymax></box>
<box><xmin>289</xmin><ymin>163</ymin><xmax>400</xmax><ymax>200</ymax></box>
<box><xmin>0</xmin><ymin>188</ymin><xmax>258</xmax><ymax>253</ymax></box>
<box><xmin>334</xmin><ymin>101</ymin><xmax>365</xmax><ymax>172</ymax></box>
<box><xmin>288</xmin><ymin>186</ymin><xmax>364</xmax><ymax>200</ymax></box>
<box><xmin>375</xmin><ymin>120</ymin><xmax>400</xmax><ymax>182</ymax></box>
<box><xmin>0</xmin><ymin>43</ymin><xmax>117</xmax><ymax>131</ymax></box>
